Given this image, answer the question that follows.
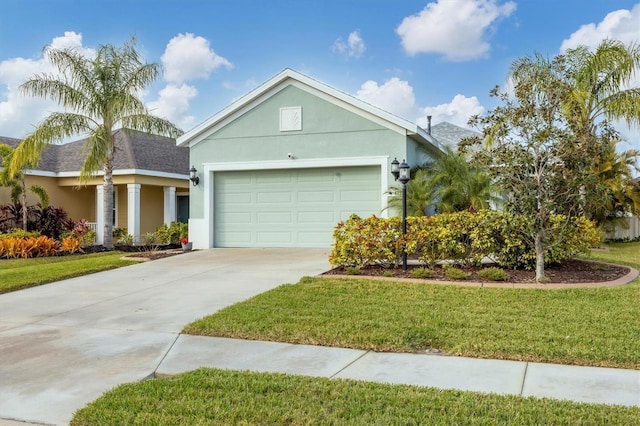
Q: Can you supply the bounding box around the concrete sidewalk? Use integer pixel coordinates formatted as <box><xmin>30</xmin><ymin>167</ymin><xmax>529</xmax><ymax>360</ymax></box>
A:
<box><xmin>158</xmin><ymin>335</ymin><xmax>640</xmax><ymax>408</ymax></box>
<box><xmin>1</xmin><ymin>248</ymin><xmax>638</xmax><ymax>425</ymax></box>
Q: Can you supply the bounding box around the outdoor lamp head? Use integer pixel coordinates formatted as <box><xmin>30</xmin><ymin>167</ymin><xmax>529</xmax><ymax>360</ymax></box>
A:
<box><xmin>398</xmin><ymin>160</ymin><xmax>410</xmax><ymax>184</ymax></box>
<box><xmin>391</xmin><ymin>157</ymin><xmax>400</xmax><ymax>181</ymax></box>
<box><xmin>189</xmin><ymin>166</ymin><xmax>200</xmax><ymax>186</ymax></box>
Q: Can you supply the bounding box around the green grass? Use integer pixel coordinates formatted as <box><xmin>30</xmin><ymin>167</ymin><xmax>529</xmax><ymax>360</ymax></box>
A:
<box><xmin>71</xmin><ymin>368</ymin><xmax>639</xmax><ymax>425</ymax></box>
<box><xmin>185</xmin><ymin>241</ymin><xmax>640</xmax><ymax>369</ymax></box>
<box><xmin>0</xmin><ymin>252</ymin><xmax>139</xmax><ymax>294</ymax></box>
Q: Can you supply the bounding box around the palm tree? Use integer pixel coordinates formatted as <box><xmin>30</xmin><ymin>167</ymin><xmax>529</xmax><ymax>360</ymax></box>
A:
<box><xmin>9</xmin><ymin>37</ymin><xmax>183</xmax><ymax>248</ymax></box>
<box><xmin>386</xmin><ymin>168</ymin><xmax>435</xmax><ymax>216</ymax></box>
<box><xmin>427</xmin><ymin>147</ymin><xmax>496</xmax><ymax>213</ymax></box>
<box><xmin>563</xmin><ymin>39</ymin><xmax>640</xmax><ymax>139</ymax></box>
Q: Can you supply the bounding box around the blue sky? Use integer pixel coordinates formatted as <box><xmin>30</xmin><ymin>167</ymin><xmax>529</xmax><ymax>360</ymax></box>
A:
<box><xmin>0</xmin><ymin>0</ymin><xmax>638</xmax><ymax>151</ymax></box>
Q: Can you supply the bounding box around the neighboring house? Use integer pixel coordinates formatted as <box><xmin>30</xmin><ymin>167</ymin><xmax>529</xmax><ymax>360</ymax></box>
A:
<box><xmin>0</xmin><ymin>130</ymin><xmax>190</xmax><ymax>244</ymax></box>
<box><xmin>177</xmin><ymin>68</ymin><xmax>445</xmax><ymax>249</ymax></box>
<box><xmin>429</xmin><ymin>121</ymin><xmax>481</xmax><ymax>150</ymax></box>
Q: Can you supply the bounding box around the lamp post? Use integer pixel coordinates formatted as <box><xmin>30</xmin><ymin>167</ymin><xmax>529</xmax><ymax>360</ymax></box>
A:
<box><xmin>391</xmin><ymin>158</ymin><xmax>411</xmax><ymax>271</ymax></box>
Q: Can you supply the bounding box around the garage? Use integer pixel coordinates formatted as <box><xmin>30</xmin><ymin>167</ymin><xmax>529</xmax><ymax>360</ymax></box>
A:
<box><xmin>214</xmin><ymin>166</ymin><xmax>381</xmax><ymax>247</ymax></box>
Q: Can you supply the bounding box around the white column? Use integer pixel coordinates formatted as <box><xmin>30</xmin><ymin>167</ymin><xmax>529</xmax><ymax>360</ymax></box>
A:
<box><xmin>95</xmin><ymin>185</ymin><xmax>104</xmax><ymax>245</ymax></box>
<box><xmin>163</xmin><ymin>186</ymin><xmax>176</xmax><ymax>225</ymax></box>
<box><xmin>127</xmin><ymin>184</ymin><xmax>141</xmax><ymax>245</ymax></box>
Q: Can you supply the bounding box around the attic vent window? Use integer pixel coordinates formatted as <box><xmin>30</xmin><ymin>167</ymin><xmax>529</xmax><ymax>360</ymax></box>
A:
<box><xmin>280</xmin><ymin>107</ymin><xmax>302</xmax><ymax>131</ymax></box>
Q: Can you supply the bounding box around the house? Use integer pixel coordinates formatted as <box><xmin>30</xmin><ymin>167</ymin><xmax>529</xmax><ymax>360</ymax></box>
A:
<box><xmin>177</xmin><ymin>68</ymin><xmax>445</xmax><ymax>249</ymax></box>
<box><xmin>0</xmin><ymin>130</ymin><xmax>190</xmax><ymax>244</ymax></box>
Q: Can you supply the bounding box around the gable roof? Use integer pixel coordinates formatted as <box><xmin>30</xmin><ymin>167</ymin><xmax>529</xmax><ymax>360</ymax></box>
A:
<box><xmin>430</xmin><ymin>122</ymin><xmax>481</xmax><ymax>149</ymax></box>
<box><xmin>177</xmin><ymin>68</ymin><xmax>441</xmax><ymax>152</ymax></box>
<box><xmin>1</xmin><ymin>129</ymin><xmax>188</xmax><ymax>177</ymax></box>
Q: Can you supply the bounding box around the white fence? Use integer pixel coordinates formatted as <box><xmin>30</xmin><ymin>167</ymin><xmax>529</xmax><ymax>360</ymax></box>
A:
<box><xmin>604</xmin><ymin>215</ymin><xmax>640</xmax><ymax>241</ymax></box>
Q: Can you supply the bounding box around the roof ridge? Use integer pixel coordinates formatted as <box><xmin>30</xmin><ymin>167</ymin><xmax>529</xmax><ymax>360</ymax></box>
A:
<box><xmin>116</xmin><ymin>129</ymin><xmax>137</xmax><ymax>169</ymax></box>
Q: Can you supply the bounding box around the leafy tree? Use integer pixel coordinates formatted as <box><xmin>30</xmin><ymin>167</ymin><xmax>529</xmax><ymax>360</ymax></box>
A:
<box><xmin>0</xmin><ymin>144</ymin><xmax>49</xmax><ymax>230</ymax></box>
<box><xmin>512</xmin><ymin>39</ymin><xmax>640</xmax><ymax>224</ymax></box>
<box><xmin>469</xmin><ymin>55</ymin><xmax>589</xmax><ymax>282</ymax></box>
<box><xmin>9</xmin><ymin>37</ymin><xmax>183</xmax><ymax>248</ymax></box>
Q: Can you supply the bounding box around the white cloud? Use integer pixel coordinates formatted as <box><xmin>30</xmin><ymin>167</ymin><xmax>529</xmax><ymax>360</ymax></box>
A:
<box><xmin>354</xmin><ymin>77</ymin><xmax>483</xmax><ymax>130</ymax></box>
<box><xmin>161</xmin><ymin>33</ymin><xmax>233</xmax><ymax>84</ymax></box>
<box><xmin>146</xmin><ymin>83</ymin><xmax>198</xmax><ymax>131</ymax></box>
<box><xmin>418</xmin><ymin>94</ymin><xmax>485</xmax><ymax>128</ymax></box>
<box><xmin>0</xmin><ymin>32</ymin><xmax>91</xmax><ymax>138</ymax></box>
<box><xmin>396</xmin><ymin>0</ymin><xmax>516</xmax><ymax>61</ymax></box>
<box><xmin>560</xmin><ymin>4</ymin><xmax>640</xmax><ymax>51</ymax></box>
<box><xmin>356</xmin><ymin>77</ymin><xmax>421</xmax><ymax>120</ymax></box>
<box><xmin>332</xmin><ymin>30</ymin><xmax>366</xmax><ymax>58</ymax></box>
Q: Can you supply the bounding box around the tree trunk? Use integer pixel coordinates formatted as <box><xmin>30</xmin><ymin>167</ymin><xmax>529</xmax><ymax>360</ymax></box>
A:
<box><xmin>21</xmin><ymin>179</ymin><xmax>27</xmax><ymax>231</ymax></box>
<box><xmin>102</xmin><ymin>158</ymin><xmax>114</xmax><ymax>249</ymax></box>
<box><xmin>534</xmin><ymin>229</ymin><xmax>545</xmax><ymax>282</ymax></box>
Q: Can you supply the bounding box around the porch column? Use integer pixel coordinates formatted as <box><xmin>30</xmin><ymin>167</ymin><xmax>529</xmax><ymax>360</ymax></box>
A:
<box><xmin>127</xmin><ymin>184</ymin><xmax>141</xmax><ymax>245</ymax></box>
<box><xmin>163</xmin><ymin>186</ymin><xmax>176</xmax><ymax>225</ymax></box>
<box><xmin>95</xmin><ymin>185</ymin><xmax>104</xmax><ymax>245</ymax></box>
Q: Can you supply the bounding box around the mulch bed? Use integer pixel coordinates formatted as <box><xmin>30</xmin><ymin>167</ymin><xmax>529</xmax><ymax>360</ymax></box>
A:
<box><xmin>323</xmin><ymin>259</ymin><xmax>631</xmax><ymax>284</ymax></box>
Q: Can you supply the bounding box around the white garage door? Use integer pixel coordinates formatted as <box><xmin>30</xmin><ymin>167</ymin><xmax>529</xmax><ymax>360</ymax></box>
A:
<box><xmin>214</xmin><ymin>166</ymin><xmax>381</xmax><ymax>247</ymax></box>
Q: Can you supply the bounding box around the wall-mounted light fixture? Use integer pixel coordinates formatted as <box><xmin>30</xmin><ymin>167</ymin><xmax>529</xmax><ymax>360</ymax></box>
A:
<box><xmin>189</xmin><ymin>166</ymin><xmax>200</xmax><ymax>186</ymax></box>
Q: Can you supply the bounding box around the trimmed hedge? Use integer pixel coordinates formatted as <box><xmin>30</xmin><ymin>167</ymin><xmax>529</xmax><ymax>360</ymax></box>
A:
<box><xmin>330</xmin><ymin>211</ymin><xmax>601</xmax><ymax>269</ymax></box>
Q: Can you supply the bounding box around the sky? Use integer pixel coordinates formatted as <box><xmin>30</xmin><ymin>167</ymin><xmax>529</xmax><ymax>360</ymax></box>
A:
<box><xmin>0</xmin><ymin>0</ymin><xmax>639</xmax><ymax>151</ymax></box>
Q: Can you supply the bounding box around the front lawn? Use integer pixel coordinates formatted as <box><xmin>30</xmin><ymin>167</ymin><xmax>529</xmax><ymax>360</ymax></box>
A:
<box><xmin>0</xmin><ymin>252</ymin><xmax>139</xmax><ymax>294</ymax></box>
<box><xmin>71</xmin><ymin>368</ymin><xmax>639</xmax><ymax>425</ymax></box>
<box><xmin>185</xmin><ymin>242</ymin><xmax>640</xmax><ymax>369</ymax></box>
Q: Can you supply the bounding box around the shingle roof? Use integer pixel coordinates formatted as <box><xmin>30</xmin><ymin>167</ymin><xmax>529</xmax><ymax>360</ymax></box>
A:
<box><xmin>0</xmin><ymin>136</ymin><xmax>21</xmax><ymax>148</ymax></box>
<box><xmin>430</xmin><ymin>122</ymin><xmax>481</xmax><ymax>149</ymax></box>
<box><xmin>2</xmin><ymin>129</ymin><xmax>188</xmax><ymax>175</ymax></box>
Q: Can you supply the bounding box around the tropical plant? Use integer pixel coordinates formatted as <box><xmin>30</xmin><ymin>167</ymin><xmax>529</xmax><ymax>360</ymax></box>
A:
<box><xmin>386</xmin><ymin>168</ymin><xmax>435</xmax><ymax>216</ymax></box>
<box><xmin>511</xmin><ymin>39</ymin><xmax>640</xmax><ymax>223</ymax></box>
<box><xmin>9</xmin><ymin>37</ymin><xmax>183</xmax><ymax>248</ymax></box>
<box><xmin>0</xmin><ymin>144</ymin><xmax>49</xmax><ymax>230</ymax></box>
<box><xmin>426</xmin><ymin>146</ymin><xmax>496</xmax><ymax>213</ymax></box>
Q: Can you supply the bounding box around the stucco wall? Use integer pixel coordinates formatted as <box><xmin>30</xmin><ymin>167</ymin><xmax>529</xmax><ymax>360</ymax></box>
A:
<box><xmin>188</xmin><ymin>85</ymin><xmax>415</xmax><ymax>219</ymax></box>
<box><xmin>140</xmin><ymin>185</ymin><xmax>164</xmax><ymax>235</ymax></box>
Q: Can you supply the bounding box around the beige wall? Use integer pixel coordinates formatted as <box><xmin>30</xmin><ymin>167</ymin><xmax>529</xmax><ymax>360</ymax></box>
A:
<box><xmin>2</xmin><ymin>173</ymin><xmax>187</xmax><ymax>235</ymax></box>
<box><xmin>0</xmin><ymin>175</ymin><xmax>95</xmax><ymax>221</ymax></box>
<box><xmin>140</xmin><ymin>185</ymin><xmax>165</xmax><ymax>235</ymax></box>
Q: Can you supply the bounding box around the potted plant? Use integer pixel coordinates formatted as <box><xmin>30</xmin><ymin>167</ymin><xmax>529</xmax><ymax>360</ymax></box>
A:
<box><xmin>180</xmin><ymin>237</ymin><xmax>192</xmax><ymax>252</ymax></box>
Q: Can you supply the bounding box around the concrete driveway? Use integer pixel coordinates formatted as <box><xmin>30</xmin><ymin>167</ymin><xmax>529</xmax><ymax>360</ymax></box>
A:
<box><xmin>0</xmin><ymin>248</ymin><xmax>331</xmax><ymax>425</ymax></box>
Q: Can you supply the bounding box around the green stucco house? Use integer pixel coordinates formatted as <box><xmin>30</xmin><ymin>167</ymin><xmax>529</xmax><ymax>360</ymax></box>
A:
<box><xmin>177</xmin><ymin>69</ymin><xmax>444</xmax><ymax>248</ymax></box>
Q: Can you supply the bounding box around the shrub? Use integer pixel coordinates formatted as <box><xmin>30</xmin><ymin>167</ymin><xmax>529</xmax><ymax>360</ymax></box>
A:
<box><xmin>445</xmin><ymin>267</ymin><xmax>470</xmax><ymax>280</ymax></box>
<box><xmin>60</xmin><ymin>237</ymin><xmax>82</xmax><ymax>254</ymax></box>
<box><xmin>0</xmin><ymin>229</ymin><xmax>40</xmax><ymax>240</ymax></box>
<box><xmin>154</xmin><ymin>222</ymin><xmax>188</xmax><ymax>245</ymax></box>
<box><xmin>329</xmin><ymin>214</ymin><xmax>402</xmax><ymax>268</ymax></box>
<box><xmin>61</xmin><ymin>219</ymin><xmax>96</xmax><ymax>248</ymax></box>
<box><xmin>330</xmin><ymin>210</ymin><xmax>600</xmax><ymax>271</ymax></box>
<box><xmin>345</xmin><ymin>266</ymin><xmax>362</xmax><ymax>275</ymax></box>
<box><xmin>478</xmin><ymin>267</ymin><xmax>508</xmax><ymax>281</ymax></box>
<box><xmin>116</xmin><ymin>233</ymin><xmax>134</xmax><ymax>246</ymax></box>
<box><xmin>411</xmin><ymin>267</ymin><xmax>435</xmax><ymax>279</ymax></box>
<box><xmin>113</xmin><ymin>228</ymin><xmax>128</xmax><ymax>242</ymax></box>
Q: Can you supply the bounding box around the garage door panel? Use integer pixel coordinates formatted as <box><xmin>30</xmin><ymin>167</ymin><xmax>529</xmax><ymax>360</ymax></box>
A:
<box><xmin>256</xmin><ymin>212</ymin><xmax>292</xmax><ymax>223</ymax></box>
<box><xmin>221</xmin><ymin>192</ymin><xmax>253</xmax><ymax>204</ymax></box>
<box><xmin>256</xmin><ymin>191</ymin><xmax>292</xmax><ymax>203</ymax></box>
<box><xmin>256</xmin><ymin>174</ymin><xmax>293</xmax><ymax>184</ymax></box>
<box><xmin>215</xmin><ymin>166</ymin><xmax>380</xmax><ymax>247</ymax></box>
<box><xmin>218</xmin><ymin>212</ymin><xmax>253</xmax><ymax>224</ymax></box>
<box><xmin>341</xmin><ymin>190</ymin><xmax>380</xmax><ymax>201</ymax></box>
<box><xmin>298</xmin><ymin>191</ymin><xmax>334</xmax><ymax>202</ymax></box>
<box><xmin>256</xmin><ymin>231</ymin><xmax>293</xmax><ymax>244</ymax></box>
<box><xmin>297</xmin><ymin>211</ymin><xmax>335</xmax><ymax>224</ymax></box>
